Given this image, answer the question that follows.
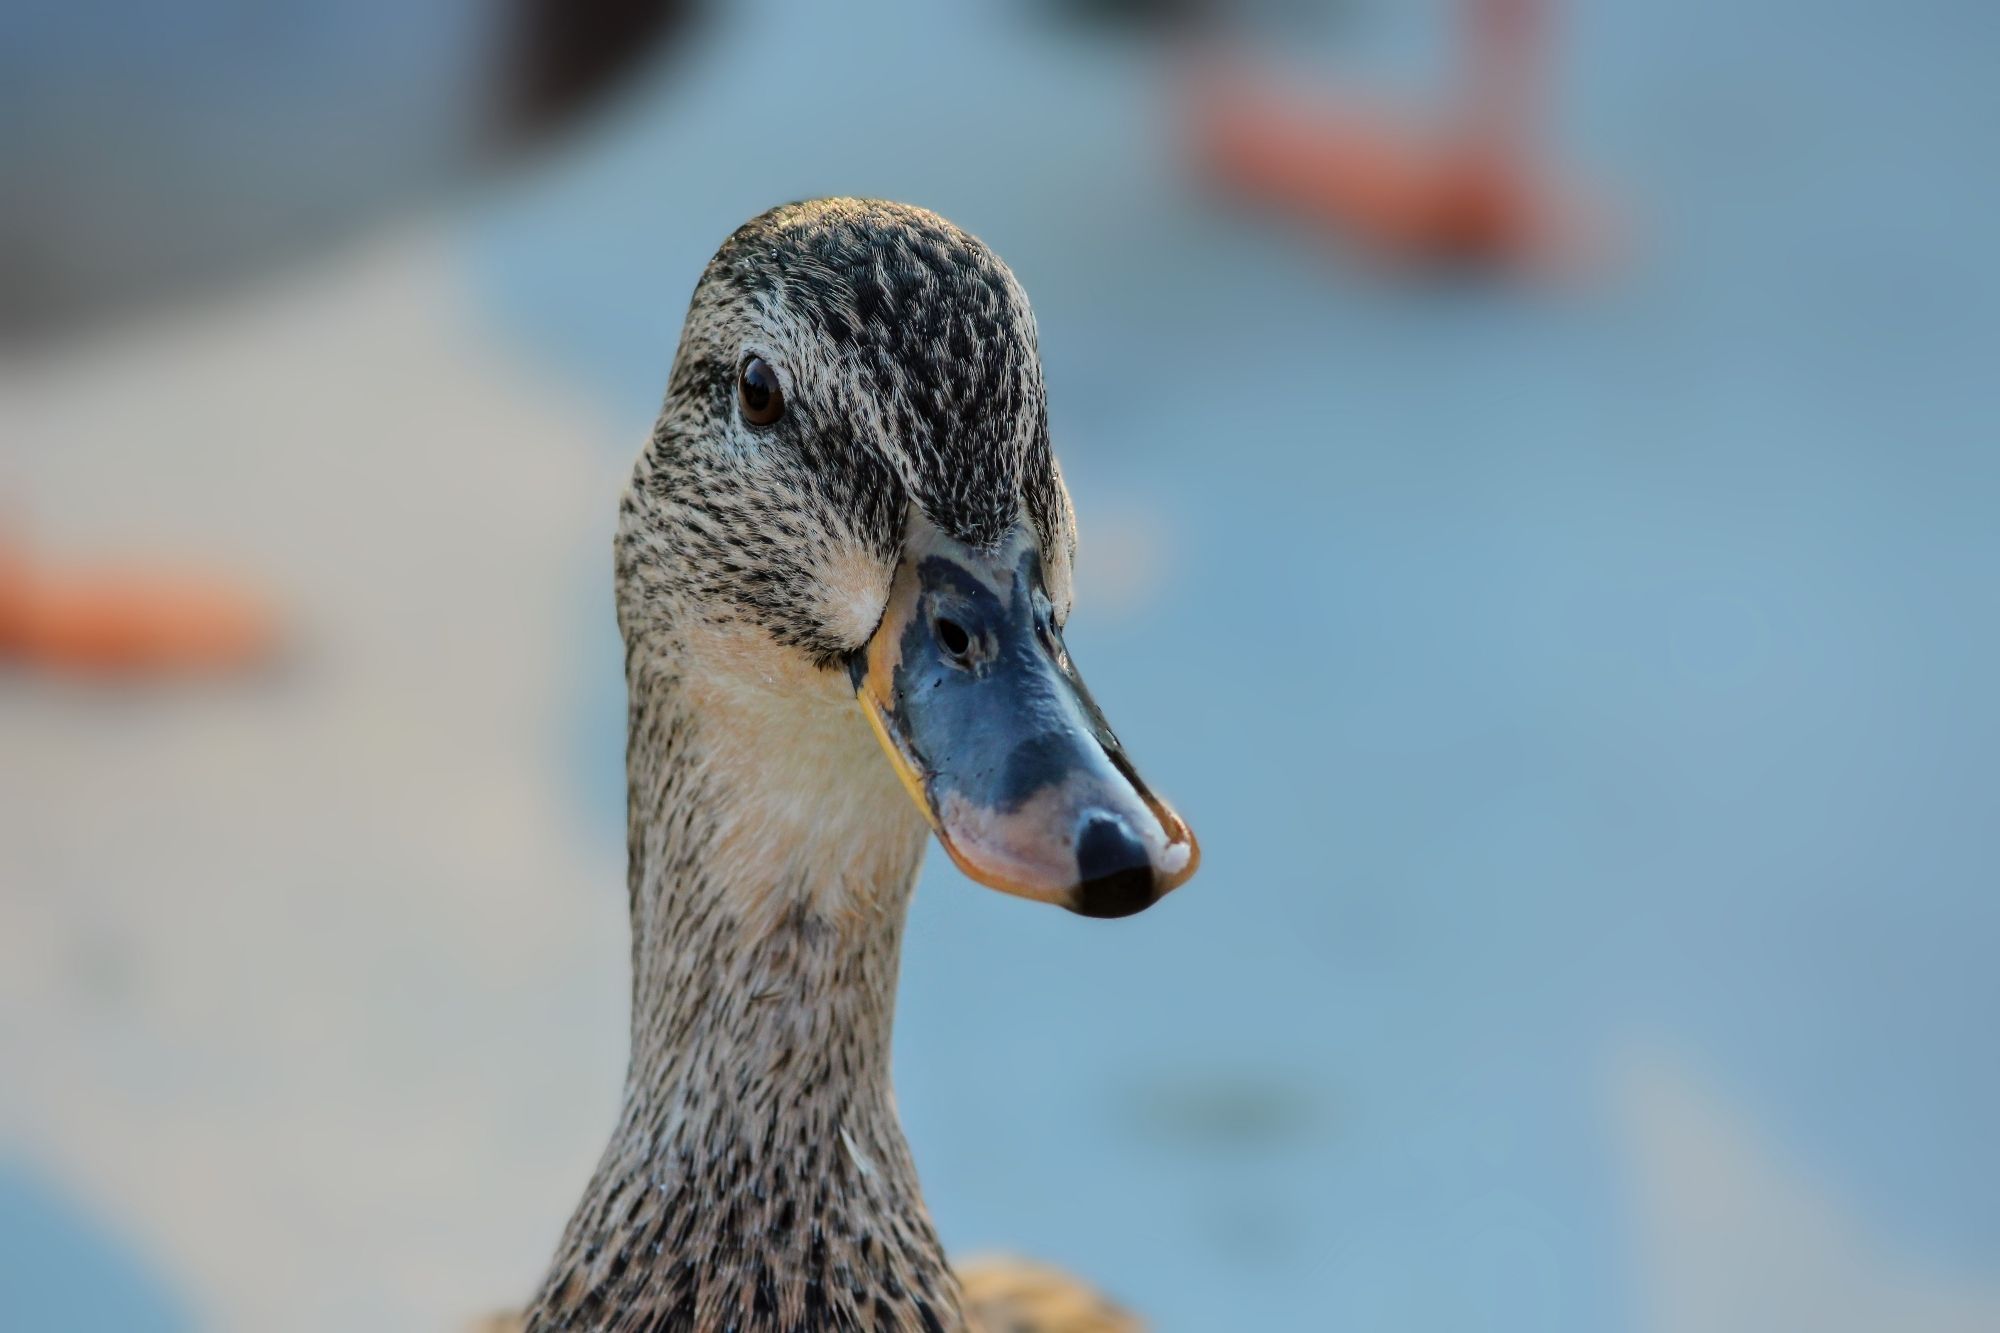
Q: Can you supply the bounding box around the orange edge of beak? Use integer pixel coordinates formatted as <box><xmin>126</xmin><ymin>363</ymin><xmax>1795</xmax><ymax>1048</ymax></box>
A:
<box><xmin>1145</xmin><ymin>793</ymin><xmax>1202</xmax><ymax>894</ymax></box>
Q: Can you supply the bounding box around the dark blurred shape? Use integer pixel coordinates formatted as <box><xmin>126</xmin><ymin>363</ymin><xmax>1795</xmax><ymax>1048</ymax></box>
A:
<box><xmin>499</xmin><ymin>0</ymin><xmax>701</xmax><ymax>144</ymax></box>
<box><xmin>1120</xmin><ymin>1071</ymin><xmax>1321</xmax><ymax>1152</ymax></box>
<box><xmin>1038</xmin><ymin>0</ymin><xmax>1218</xmax><ymax>33</ymax></box>
<box><xmin>1</xmin><ymin>0</ymin><xmax>702</xmax><ymax>339</ymax></box>
<box><xmin>1035</xmin><ymin>0</ymin><xmax>1348</xmax><ymax>38</ymax></box>
<box><xmin>1</xmin><ymin>0</ymin><xmax>699</xmax><ymax>683</ymax></box>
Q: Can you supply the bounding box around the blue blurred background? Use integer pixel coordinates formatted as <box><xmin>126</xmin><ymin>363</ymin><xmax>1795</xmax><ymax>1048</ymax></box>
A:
<box><xmin>4</xmin><ymin>2</ymin><xmax>1996</xmax><ymax>1330</ymax></box>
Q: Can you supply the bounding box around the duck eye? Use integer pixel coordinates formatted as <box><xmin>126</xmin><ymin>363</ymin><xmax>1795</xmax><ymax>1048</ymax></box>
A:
<box><xmin>738</xmin><ymin>356</ymin><xmax>784</xmax><ymax>426</ymax></box>
<box><xmin>934</xmin><ymin>615</ymin><xmax>972</xmax><ymax>660</ymax></box>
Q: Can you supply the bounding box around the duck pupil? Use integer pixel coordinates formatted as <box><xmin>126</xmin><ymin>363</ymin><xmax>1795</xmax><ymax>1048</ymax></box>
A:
<box><xmin>935</xmin><ymin>616</ymin><xmax>971</xmax><ymax>658</ymax></box>
<box><xmin>738</xmin><ymin>358</ymin><xmax>782</xmax><ymax>424</ymax></box>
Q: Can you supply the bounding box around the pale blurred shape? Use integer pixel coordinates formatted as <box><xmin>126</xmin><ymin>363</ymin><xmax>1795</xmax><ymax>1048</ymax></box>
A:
<box><xmin>0</xmin><ymin>228</ymin><xmax>633</xmax><ymax>1332</ymax></box>
<box><xmin>1616</xmin><ymin>1052</ymin><xmax>2000</xmax><ymax>1333</ymax></box>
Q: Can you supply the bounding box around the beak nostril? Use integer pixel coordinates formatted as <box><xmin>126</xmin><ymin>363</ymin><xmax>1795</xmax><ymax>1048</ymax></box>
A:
<box><xmin>934</xmin><ymin>615</ymin><xmax>972</xmax><ymax>661</ymax></box>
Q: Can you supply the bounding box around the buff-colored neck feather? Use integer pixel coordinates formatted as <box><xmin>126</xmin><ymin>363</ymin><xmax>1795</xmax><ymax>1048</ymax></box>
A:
<box><xmin>525</xmin><ymin>620</ymin><xmax>966</xmax><ymax>1331</ymax></box>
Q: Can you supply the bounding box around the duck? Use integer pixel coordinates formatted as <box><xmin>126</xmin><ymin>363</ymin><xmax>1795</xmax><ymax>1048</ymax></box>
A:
<box><xmin>507</xmin><ymin>198</ymin><xmax>1200</xmax><ymax>1332</ymax></box>
<box><xmin>7</xmin><ymin>0</ymin><xmax>708</xmax><ymax>680</ymax></box>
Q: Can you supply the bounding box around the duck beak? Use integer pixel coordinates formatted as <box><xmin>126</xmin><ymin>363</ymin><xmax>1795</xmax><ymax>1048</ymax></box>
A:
<box><xmin>849</xmin><ymin>526</ymin><xmax>1198</xmax><ymax>918</ymax></box>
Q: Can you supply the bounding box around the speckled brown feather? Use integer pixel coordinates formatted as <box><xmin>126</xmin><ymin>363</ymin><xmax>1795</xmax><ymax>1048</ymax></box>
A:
<box><xmin>487</xmin><ymin>1260</ymin><xmax>1143</xmax><ymax>1333</ymax></box>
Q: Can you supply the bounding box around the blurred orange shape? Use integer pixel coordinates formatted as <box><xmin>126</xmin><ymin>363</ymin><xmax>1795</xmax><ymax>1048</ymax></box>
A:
<box><xmin>1185</xmin><ymin>0</ymin><xmax>1608</xmax><ymax>276</ymax></box>
<box><xmin>0</xmin><ymin>543</ymin><xmax>279</xmax><ymax>678</ymax></box>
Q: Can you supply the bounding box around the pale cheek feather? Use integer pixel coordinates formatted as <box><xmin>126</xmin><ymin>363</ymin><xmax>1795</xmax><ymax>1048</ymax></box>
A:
<box><xmin>811</xmin><ymin>543</ymin><xmax>893</xmax><ymax>649</ymax></box>
<box><xmin>1044</xmin><ymin>470</ymin><xmax>1078</xmax><ymax>618</ymax></box>
<box><xmin>679</xmin><ymin>619</ymin><xmax>921</xmax><ymax>922</ymax></box>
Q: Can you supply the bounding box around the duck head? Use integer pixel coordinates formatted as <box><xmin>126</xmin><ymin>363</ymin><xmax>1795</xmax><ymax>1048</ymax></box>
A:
<box><xmin>617</xmin><ymin>199</ymin><xmax>1196</xmax><ymax>918</ymax></box>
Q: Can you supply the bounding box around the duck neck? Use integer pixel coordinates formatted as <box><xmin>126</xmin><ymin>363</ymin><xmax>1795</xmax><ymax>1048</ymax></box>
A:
<box><xmin>529</xmin><ymin>639</ymin><xmax>964</xmax><ymax>1331</ymax></box>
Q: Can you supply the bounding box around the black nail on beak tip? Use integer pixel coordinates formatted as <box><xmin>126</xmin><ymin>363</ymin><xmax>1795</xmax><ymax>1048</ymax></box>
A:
<box><xmin>1072</xmin><ymin>813</ymin><xmax>1159</xmax><ymax>919</ymax></box>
